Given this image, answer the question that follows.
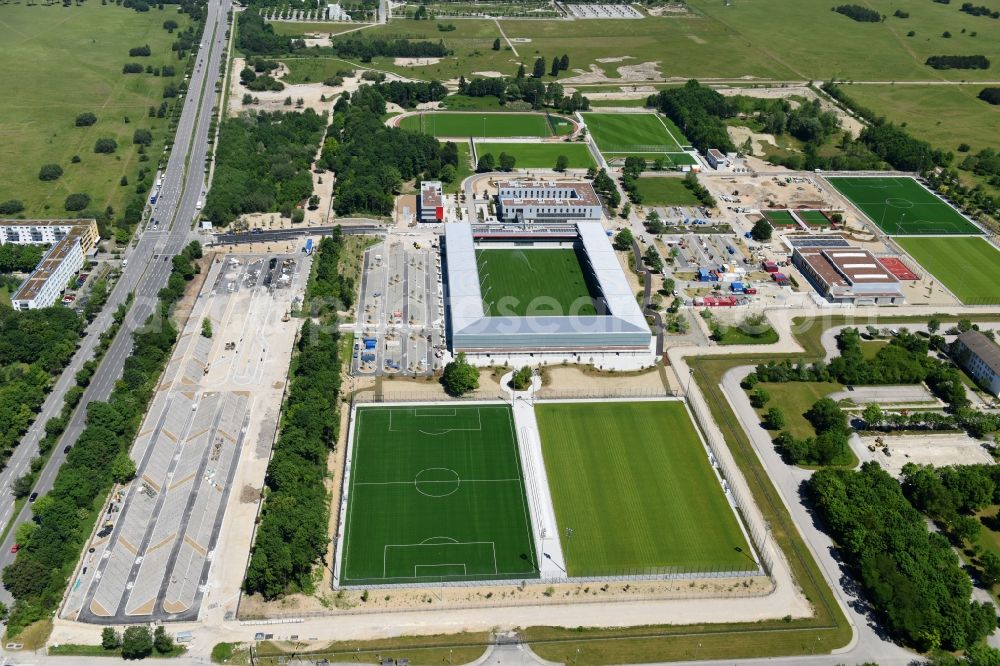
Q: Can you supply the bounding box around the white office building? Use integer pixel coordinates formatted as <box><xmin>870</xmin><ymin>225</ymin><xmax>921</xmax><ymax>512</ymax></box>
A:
<box><xmin>495</xmin><ymin>179</ymin><xmax>603</xmax><ymax>224</ymax></box>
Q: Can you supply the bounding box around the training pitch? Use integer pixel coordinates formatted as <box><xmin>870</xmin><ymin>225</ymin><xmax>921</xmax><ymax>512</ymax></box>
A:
<box><xmin>536</xmin><ymin>401</ymin><xmax>753</xmax><ymax>576</ymax></box>
<box><xmin>399</xmin><ymin>112</ymin><xmax>569</xmax><ymax>137</ymax></box>
<box><xmin>476</xmin><ymin>248</ymin><xmax>599</xmax><ymax>316</ymax></box>
<box><xmin>827</xmin><ymin>176</ymin><xmax>980</xmax><ymax>235</ymax></box>
<box><xmin>584</xmin><ymin>112</ymin><xmax>687</xmax><ymax>154</ymax></box>
<box><xmin>340</xmin><ymin>405</ymin><xmax>538</xmax><ymax>585</ymax></box>
<box><xmin>474</xmin><ymin>142</ymin><xmax>596</xmax><ymax>169</ymax></box>
<box><xmin>762</xmin><ymin>210</ymin><xmax>798</xmax><ymax>227</ymax></box>
<box><xmin>895</xmin><ymin>236</ymin><xmax>1000</xmax><ymax>304</ymax></box>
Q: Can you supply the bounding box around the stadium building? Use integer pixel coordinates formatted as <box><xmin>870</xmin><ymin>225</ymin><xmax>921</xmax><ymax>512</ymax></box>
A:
<box><xmin>792</xmin><ymin>244</ymin><xmax>904</xmax><ymax>305</ymax></box>
<box><xmin>1</xmin><ymin>219</ymin><xmax>99</xmax><ymax>310</ymax></box>
<box><xmin>495</xmin><ymin>179</ymin><xmax>603</xmax><ymax>224</ymax></box>
<box><xmin>443</xmin><ymin>222</ymin><xmax>652</xmax><ymax>363</ymax></box>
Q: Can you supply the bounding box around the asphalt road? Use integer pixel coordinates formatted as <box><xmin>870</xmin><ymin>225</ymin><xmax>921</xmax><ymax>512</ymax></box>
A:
<box><xmin>0</xmin><ymin>0</ymin><xmax>232</xmax><ymax>607</ymax></box>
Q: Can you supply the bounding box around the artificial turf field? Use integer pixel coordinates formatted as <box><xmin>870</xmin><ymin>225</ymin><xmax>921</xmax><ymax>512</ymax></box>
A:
<box><xmin>535</xmin><ymin>401</ymin><xmax>753</xmax><ymax>576</ymax></box>
<box><xmin>796</xmin><ymin>210</ymin><xmax>833</xmax><ymax>226</ymax></box>
<box><xmin>583</xmin><ymin>113</ymin><xmax>687</xmax><ymax>154</ymax></box>
<box><xmin>473</xmin><ymin>142</ymin><xmax>596</xmax><ymax>169</ymax></box>
<box><xmin>762</xmin><ymin>210</ymin><xmax>798</xmax><ymax>227</ymax></box>
<box><xmin>895</xmin><ymin>236</ymin><xmax>1000</xmax><ymax>304</ymax></box>
<box><xmin>398</xmin><ymin>112</ymin><xmax>572</xmax><ymax>137</ymax></box>
<box><xmin>827</xmin><ymin>176</ymin><xmax>980</xmax><ymax>235</ymax></box>
<box><xmin>340</xmin><ymin>405</ymin><xmax>538</xmax><ymax>585</ymax></box>
<box><xmin>476</xmin><ymin>248</ymin><xmax>599</xmax><ymax>316</ymax></box>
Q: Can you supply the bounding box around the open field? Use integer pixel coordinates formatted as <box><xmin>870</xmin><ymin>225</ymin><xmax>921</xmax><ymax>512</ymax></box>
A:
<box><xmin>473</xmin><ymin>141</ymin><xmax>595</xmax><ymax>169</ymax></box>
<box><xmin>844</xmin><ymin>84</ymin><xmax>1000</xmax><ymax>154</ymax></box>
<box><xmin>752</xmin><ymin>382</ymin><xmax>843</xmax><ymax>440</ymax></box>
<box><xmin>340</xmin><ymin>405</ymin><xmax>538</xmax><ymax>585</ymax></box>
<box><xmin>584</xmin><ymin>112</ymin><xmax>685</xmax><ymax>153</ymax></box>
<box><xmin>476</xmin><ymin>248</ymin><xmax>598</xmax><ymax>316</ymax></box>
<box><xmin>399</xmin><ymin>111</ymin><xmax>567</xmax><ymax>137</ymax></box>
<box><xmin>281</xmin><ymin>56</ymin><xmax>364</xmax><ymax>83</ymax></box>
<box><xmin>633</xmin><ymin>177</ymin><xmax>700</xmax><ymax>206</ymax></box>
<box><xmin>828</xmin><ymin>176</ymin><xmax>981</xmax><ymax>235</ymax></box>
<box><xmin>896</xmin><ymin>236</ymin><xmax>1000</xmax><ymax>304</ymax></box>
<box><xmin>0</xmin><ymin>3</ymin><xmax>188</xmax><ymax>217</ymax></box>
<box><xmin>536</xmin><ymin>401</ymin><xmax>753</xmax><ymax>576</ymax></box>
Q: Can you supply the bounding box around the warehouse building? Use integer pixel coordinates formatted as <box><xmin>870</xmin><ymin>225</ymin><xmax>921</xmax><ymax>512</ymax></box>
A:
<box><xmin>955</xmin><ymin>331</ymin><xmax>1000</xmax><ymax>396</ymax></box>
<box><xmin>443</xmin><ymin>222</ymin><xmax>651</xmax><ymax>362</ymax></box>
<box><xmin>792</xmin><ymin>245</ymin><xmax>904</xmax><ymax>305</ymax></box>
<box><xmin>418</xmin><ymin>180</ymin><xmax>444</xmax><ymax>223</ymax></box>
<box><xmin>495</xmin><ymin>179</ymin><xmax>603</xmax><ymax>224</ymax></box>
<box><xmin>1</xmin><ymin>219</ymin><xmax>99</xmax><ymax>310</ymax></box>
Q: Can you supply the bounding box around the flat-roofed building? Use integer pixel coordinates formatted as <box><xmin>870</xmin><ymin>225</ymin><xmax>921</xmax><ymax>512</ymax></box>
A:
<box><xmin>495</xmin><ymin>179</ymin><xmax>603</xmax><ymax>224</ymax></box>
<box><xmin>955</xmin><ymin>330</ymin><xmax>1000</xmax><ymax>396</ymax></box>
<box><xmin>1</xmin><ymin>219</ymin><xmax>99</xmax><ymax>310</ymax></box>
<box><xmin>707</xmin><ymin>149</ymin><xmax>729</xmax><ymax>169</ymax></box>
<box><xmin>418</xmin><ymin>180</ymin><xmax>444</xmax><ymax>223</ymax></box>
<box><xmin>792</xmin><ymin>246</ymin><xmax>904</xmax><ymax>305</ymax></box>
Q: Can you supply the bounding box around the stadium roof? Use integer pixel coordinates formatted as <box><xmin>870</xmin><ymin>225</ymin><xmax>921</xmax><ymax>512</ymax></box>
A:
<box><xmin>443</xmin><ymin>222</ymin><xmax>650</xmax><ymax>350</ymax></box>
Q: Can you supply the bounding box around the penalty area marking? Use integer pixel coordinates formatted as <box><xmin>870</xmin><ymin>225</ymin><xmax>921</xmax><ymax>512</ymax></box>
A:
<box><xmin>383</xmin><ymin>540</ymin><xmax>500</xmax><ymax>578</ymax></box>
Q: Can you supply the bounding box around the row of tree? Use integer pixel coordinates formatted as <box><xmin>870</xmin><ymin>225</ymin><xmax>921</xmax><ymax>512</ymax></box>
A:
<box><xmin>204</xmin><ymin>108</ymin><xmax>327</xmax><ymax>225</ymax></box>
<box><xmin>0</xmin><ymin>244</ymin><xmax>43</xmax><ymax>273</ymax></box>
<box><xmin>832</xmin><ymin>4</ymin><xmax>883</xmax><ymax>21</ymax></box>
<box><xmin>243</xmin><ymin>237</ymin><xmax>344</xmax><ymax>599</ymax></box>
<box><xmin>307</xmin><ymin>228</ymin><xmax>355</xmax><ymax>314</ymax></box>
<box><xmin>370</xmin><ymin>80</ymin><xmax>448</xmax><ymax>108</ymax></box>
<box><xmin>926</xmin><ymin>55</ymin><xmax>991</xmax><ymax>69</ymax></box>
<box><xmin>1</xmin><ymin>242</ymin><xmax>202</xmax><ymax>637</ymax></box>
<box><xmin>808</xmin><ymin>463</ymin><xmax>996</xmax><ymax>652</ymax></box>
<box><xmin>456</xmin><ymin>75</ymin><xmax>590</xmax><ymax>113</ymax></box>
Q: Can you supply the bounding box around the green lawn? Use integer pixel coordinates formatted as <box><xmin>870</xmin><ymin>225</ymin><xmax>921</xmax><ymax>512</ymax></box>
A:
<box><xmin>340</xmin><ymin>405</ymin><xmax>537</xmax><ymax>585</ymax></box>
<box><xmin>0</xmin><ymin>2</ymin><xmax>189</xmax><ymax>217</ymax></box>
<box><xmin>762</xmin><ymin>210</ymin><xmax>798</xmax><ymax>227</ymax></box>
<box><xmin>751</xmin><ymin>382</ymin><xmax>843</xmax><ymax>440</ymax></box>
<box><xmin>795</xmin><ymin>210</ymin><xmax>833</xmax><ymax>226</ymax></box>
<box><xmin>473</xmin><ymin>142</ymin><xmax>595</xmax><ymax>169</ymax></box>
<box><xmin>896</xmin><ymin>236</ymin><xmax>1000</xmax><ymax>304</ymax></box>
<box><xmin>476</xmin><ymin>248</ymin><xmax>599</xmax><ymax>316</ymax></box>
<box><xmin>584</xmin><ymin>112</ymin><xmax>685</xmax><ymax>153</ymax></box>
<box><xmin>535</xmin><ymin>401</ymin><xmax>753</xmax><ymax>576</ymax></box>
<box><xmin>399</xmin><ymin>112</ymin><xmax>561</xmax><ymax>137</ymax></box>
<box><xmin>633</xmin><ymin>177</ymin><xmax>700</xmax><ymax>206</ymax></box>
<box><xmin>282</xmin><ymin>57</ymin><xmax>365</xmax><ymax>83</ymax></box>
<box><xmin>827</xmin><ymin>176</ymin><xmax>981</xmax><ymax>235</ymax></box>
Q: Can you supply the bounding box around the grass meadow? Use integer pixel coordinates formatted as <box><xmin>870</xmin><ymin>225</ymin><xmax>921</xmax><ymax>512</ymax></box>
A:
<box><xmin>634</xmin><ymin>177</ymin><xmax>700</xmax><ymax>206</ymax></box>
<box><xmin>0</xmin><ymin>2</ymin><xmax>188</xmax><ymax>217</ymax></box>
<box><xmin>473</xmin><ymin>141</ymin><xmax>595</xmax><ymax>169</ymax></box>
<box><xmin>398</xmin><ymin>111</ymin><xmax>554</xmax><ymax>137</ymax></box>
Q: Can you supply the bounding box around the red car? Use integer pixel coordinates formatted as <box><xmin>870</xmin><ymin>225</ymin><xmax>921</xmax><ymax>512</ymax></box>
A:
<box><xmin>10</xmin><ymin>544</ymin><xmax>20</xmax><ymax>554</ymax></box>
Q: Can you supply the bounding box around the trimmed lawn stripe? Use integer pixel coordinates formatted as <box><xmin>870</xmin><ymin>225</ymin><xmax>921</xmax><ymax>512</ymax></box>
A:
<box><xmin>896</xmin><ymin>236</ymin><xmax>1000</xmax><ymax>304</ymax></box>
<box><xmin>536</xmin><ymin>401</ymin><xmax>752</xmax><ymax>576</ymax></box>
<box><xmin>341</xmin><ymin>405</ymin><xmax>538</xmax><ymax>585</ymax></box>
<box><xmin>827</xmin><ymin>176</ymin><xmax>980</xmax><ymax>235</ymax></box>
<box><xmin>476</xmin><ymin>248</ymin><xmax>599</xmax><ymax>316</ymax></box>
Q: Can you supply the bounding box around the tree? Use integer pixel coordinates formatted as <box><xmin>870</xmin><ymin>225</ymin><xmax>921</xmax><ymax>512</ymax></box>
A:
<box><xmin>38</xmin><ymin>164</ymin><xmax>63</xmax><ymax>181</ymax></box>
<box><xmin>612</xmin><ymin>228</ymin><xmax>634</xmax><ymax>251</ymax></box>
<box><xmin>201</xmin><ymin>318</ymin><xmax>213</xmax><ymax>338</ymax></box>
<box><xmin>492</xmin><ymin>38</ymin><xmax>501</xmax><ymax>50</ymax></box>
<box><xmin>750</xmin><ymin>388</ymin><xmax>771</xmax><ymax>408</ymax></box>
<box><xmin>643</xmin><ymin>245</ymin><xmax>663</xmax><ymax>273</ymax></box>
<box><xmin>750</xmin><ymin>218</ymin><xmax>772</xmax><ymax>242</ymax></box>
<box><xmin>476</xmin><ymin>152</ymin><xmax>496</xmax><ymax>172</ymax></box>
<box><xmin>291</xmin><ymin>208</ymin><xmax>305</xmax><ymax>224</ymax></box>
<box><xmin>863</xmin><ymin>403</ymin><xmax>884</xmax><ymax>428</ymax></box>
<box><xmin>163</xmin><ymin>18</ymin><xmax>178</xmax><ymax>32</ymax></box>
<box><xmin>763</xmin><ymin>407</ymin><xmax>785</xmax><ymax>430</ymax></box>
<box><xmin>549</xmin><ymin>58</ymin><xmax>560</xmax><ymax>77</ymax></box>
<box><xmin>516</xmin><ymin>63</ymin><xmax>526</xmax><ymax>79</ymax></box>
<box><xmin>132</xmin><ymin>129</ymin><xmax>152</xmax><ymax>146</ymax></box>
<box><xmin>511</xmin><ymin>366</ymin><xmax>532</xmax><ymax>391</ymax></box>
<box><xmin>554</xmin><ymin>155</ymin><xmax>569</xmax><ymax>172</ymax></box>
<box><xmin>64</xmin><ymin>193</ymin><xmax>91</xmax><ymax>211</ymax></box>
<box><xmin>980</xmin><ymin>551</ymin><xmax>1000</xmax><ymax>587</ymax></box>
<box><xmin>94</xmin><ymin>138</ymin><xmax>118</xmax><ymax>154</ymax></box>
<box><xmin>153</xmin><ymin>625</ymin><xmax>174</xmax><ymax>654</ymax></box>
<box><xmin>442</xmin><ymin>352</ymin><xmax>478</xmax><ymax>396</ymax></box>
<box><xmin>532</xmin><ymin>57</ymin><xmax>546</xmax><ymax>79</ymax></box>
<box><xmin>498</xmin><ymin>152</ymin><xmax>516</xmax><ymax>171</ymax></box>
<box><xmin>102</xmin><ymin>627</ymin><xmax>121</xmax><ymax>651</ymax></box>
<box><xmin>75</xmin><ymin>112</ymin><xmax>98</xmax><ymax>127</ymax></box>
<box><xmin>111</xmin><ymin>451</ymin><xmax>137</xmax><ymax>485</ymax></box>
<box><xmin>0</xmin><ymin>200</ymin><xmax>24</xmax><ymax>214</ymax></box>
<box><xmin>121</xmin><ymin>625</ymin><xmax>153</xmax><ymax>660</ymax></box>
<box><xmin>927</xmin><ymin>317</ymin><xmax>941</xmax><ymax>334</ymax></box>
<box><xmin>559</xmin><ymin>54</ymin><xmax>569</xmax><ymax>70</ymax></box>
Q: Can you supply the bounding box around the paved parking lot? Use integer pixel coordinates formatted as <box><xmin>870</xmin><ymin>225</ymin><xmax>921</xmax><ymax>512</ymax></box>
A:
<box><xmin>353</xmin><ymin>239</ymin><xmax>446</xmax><ymax>376</ymax></box>
<box><xmin>62</xmin><ymin>253</ymin><xmax>308</xmax><ymax>623</ymax></box>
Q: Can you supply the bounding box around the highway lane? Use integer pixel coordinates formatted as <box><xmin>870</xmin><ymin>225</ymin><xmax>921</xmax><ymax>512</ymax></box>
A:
<box><xmin>0</xmin><ymin>0</ymin><xmax>232</xmax><ymax>608</ymax></box>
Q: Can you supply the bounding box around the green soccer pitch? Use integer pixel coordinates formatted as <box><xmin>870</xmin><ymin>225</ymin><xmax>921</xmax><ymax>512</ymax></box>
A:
<box><xmin>340</xmin><ymin>405</ymin><xmax>538</xmax><ymax>585</ymax></box>
<box><xmin>895</xmin><ymin>236</ymin><xmax>1000</xmax><ymax>304</ymax></box>
<box><xmin>827</xmin><ymin>176</ymin><xmax>981</xmax><ymax>235</ymax></box>
<box><xmin>536</xmin><ymin>401</ymin><xmax>754</xmax><ymax>576</ymax></box>
<box><xmin>583</xmin><ymin>112</ymin><xmax>687</xmax><ymax>154</ymax></box>
<box><xmin>476</xmin><ymin>248</ymin><xmax>600</xmax><ymax>316</ymax></box>
<box><xmin>398</xmin><ymin>112</ymin><xmax>563</xmax><ymax>137</ymax></box>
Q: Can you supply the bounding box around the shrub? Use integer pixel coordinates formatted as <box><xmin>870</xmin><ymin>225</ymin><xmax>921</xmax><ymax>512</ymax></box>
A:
<box><xmin>74</xmin><ymin>112</ymin><xmax>97</xmax><ymax>127</ymax></box>
<box><xmin>122</xmin><ymin>63</ymin><xmax>144</xmax><ymax>74</ymax></box>
<box><xmin>38</xmin><ymin>164</ymin><xmax>63</xmax><ymax>181</ymax></box>
<box><xmin>0</xmin><ymin>200</ymin><xmax>24</xmax><ymax>214</ymax></box>
<box><xmin>64</xmin><ymin>193</ymin><xmax>91</xmax><ymax>211</ymax></box>
<box><xmin>94</xmin><ymin>138</ymin><xmax>118</xmax><ymax>154</ymax></box>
